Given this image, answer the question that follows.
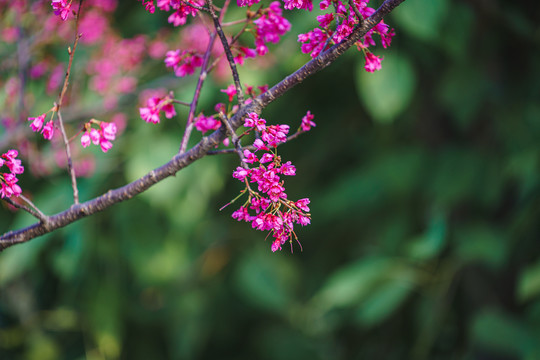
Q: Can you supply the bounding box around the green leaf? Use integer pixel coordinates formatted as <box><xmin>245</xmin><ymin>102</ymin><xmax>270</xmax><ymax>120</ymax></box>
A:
<box><xmin>471</xmin><ymin>309</ymin><xmax>537</xmax><ymax>357</ymax></box>
<box><xmin>407</xmin><ymin>210</ymin><xmax>447</xmax><ymax>260</ymax></box>
<box><xmin>355</xmin><ymin>52</ymin><xmax>416</xmax><ymax>123</ymax></box>
<box><xmin>517</xmin><ymin>260</ymin><xmax>540</xmax><ymax>303</ymax></box>
<box><xmin>391</xmin><ymin>0</ymin><xmax>449</xmax><ymax>42</ymax></box>
<box><xmin>354</xmin><ymin>280</ymin><xmax>413</xmax><ymax>327</ymax></box>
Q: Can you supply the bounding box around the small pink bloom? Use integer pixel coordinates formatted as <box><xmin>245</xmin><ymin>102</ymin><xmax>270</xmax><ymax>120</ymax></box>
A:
<box><xmin>101</xmin><ymin>122</ymin><xmax>117</xmax><ymax>141</ymax></box>
<box><xmin>42</xmin><ymin>120</ymin><xmax>54</xmax><ymax>140</ymax></box>
<box><xmin>295</xmin><ymin>198</ymin><xmax>310</xmax><ymax>212</ymax></box>
<box><xmin>364</xmin><ymin>52</ymin><xmax>382</xmax><ymax>72</ymax></box>
<box><xmin>81</xmin><ymin>132</ymin><xmax>91</xmax><ymax>148</ymax></box>
<box><xmin>301</xmin><ymin>110</ymin><xmax>316</xmax><ymax>131</ymax></box>
<box><xmin>100</xmin><ymin>139</ymin><xmax>113</xmax><ymax>153</ymax></box>
<box><xmin>253</xmin><ymin>139</ymin><xmax>270</xmax><ymax>152</ymax></box>
<box><xmin>221</xmin><ymin>84</ymin><xmax>237</xmax><ymax>102</ymax></box>
<box><xmin>194</xmin><ymin>114</ymin><xmax>221</xmax><ymax>133</ymax></box>
<box><xmin>233</xmin><ymin>166</ymin><xmax>250</xmax><ymax>181</ymax></box>
<box><xmin>90</xmin><ymin>128</ymin><xmax>101</xmax><ymax>144</ymax></box>
<box><xmin>51</xmin><ymin>0</ymin><xmax>72</xmax><ymax>21</ymax></box>
<box><xmin>280</xmin><ymin>161</ymin><xmax>296</xmax><ymax>176</ymax></box>
<box><xmin>259</xmin><ymin>153</ymin><xmax>274</xmax><ymax>164</ymax></box>
<box><xmin>243</xmin><ymin>149</ymin><xmax>258</xmax><ymax>164</ymax></box>
<box><xmin>28</xmin><ymin>113</ymin><xmax>46</xmax><ymax>132</ymax></box>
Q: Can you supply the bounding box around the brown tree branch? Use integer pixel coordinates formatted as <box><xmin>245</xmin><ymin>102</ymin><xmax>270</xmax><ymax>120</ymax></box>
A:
<box><xmin>207</xmin><ymin>0</ymin><xmax>245</xmax><ymax>106</ymax></box>
<box><xmin>0</xmin><ymin>0</ymin><xmax>406</xmax><ymax>251</ymax></box>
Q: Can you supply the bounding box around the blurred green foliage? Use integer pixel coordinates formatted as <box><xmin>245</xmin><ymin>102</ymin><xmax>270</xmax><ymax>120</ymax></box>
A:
<box><xmin>2</xmin><ymin>0</ymin><xmax>540</xmax><ymax>359</ymax></box>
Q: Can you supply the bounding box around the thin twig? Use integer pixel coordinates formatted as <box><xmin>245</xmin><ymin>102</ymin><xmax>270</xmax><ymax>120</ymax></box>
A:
<box><xmin>179</xmin><ymin>33</ymin><xmax>218</xmax><ymax>154</ymax></box>
<box><xmin>3</xmin><ymin>196</ymin><xmax>48</xmax><ymax>223</ymax></box>
<box><xmin>54</xmin><ymin>0</ymin><xmax>84</xmax><ymax>204</ymax></box>
<box><xmin>207</xmin><ymin>0</ymin><xmax>245</xmax><ymax>107</ymax></box>
<box><xmin>219</xmin><ymin>113</ymin><xmax>247</xmax><ymax>166</ymax></box>
<box><xmin>179</xmin><ymin>0</ymin><xmax>230</xmax><ymax>154</ymax></box>
<box><xmin>57</xmin><ymin>109</ymin><xmax>79</xmax><ymax>203</ymax></box>
<box><xmin>349</xmin><ymin>0</ymin><xmax>364</xmax><ymax>25</ymax></box>
<box><xmin>172</xmin><ymin>99</ymin><xmax>191</xmax><ymax>107</ymax></box>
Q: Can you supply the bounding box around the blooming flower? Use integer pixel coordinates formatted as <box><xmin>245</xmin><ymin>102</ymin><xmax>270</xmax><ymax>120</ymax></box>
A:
<box><xmin>301</xmin><ymin>110</ymin><xmax>316</xmax><ymax>131</ymax></box>
<box><xmin>1</xmin><ymin>150</ymin><xmax>24</xmax><ymax>198</ymax></box>
<box><xmin>221</xmin><ymin>85</ymin><xmax>237</xmax><ymax>102</ymax></box>
<box><xmin>28</xmin><ymin>113</ymin><xmax>46</xmax><ymax>132</ymax></box>
<box><xmin>228</xmin><ymin>113</ymin><xmax>311</xmax><ymax>252</ymax></box>
<box><xmin>364</xmin><ymin>52</ymin><xmax>382</xmax><ymax>72</ymax></box>
<box><xmin>139</xmin><ymin>94</ymin><xmax>176</xmax><ymax>124</ymax></box>
<box><xmin>51</xmin><ymin>0</ymin><xmax>72</xmax><ymax>21</ymax></box>
<box><xmin>194</xmin><ymin>114</ymin><xmax>221</xmax><ymax>133</ymax></box>
<box><xmin>42</xmin><ymin>121</ymin><xmax>54</xmax><ymax>140</ymax></box>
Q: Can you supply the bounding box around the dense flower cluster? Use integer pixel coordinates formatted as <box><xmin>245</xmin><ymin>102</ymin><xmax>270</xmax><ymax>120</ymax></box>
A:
<box><xmin>0</xmin><ymin>150</ymin><xmax>24</xmax><ymax>198</ymax></box>
<box><xmin>253</xmin><ymin>2</ymin><xmax>291</xmax><ymax>56</ymax></box>
<box><xmin>298</xmin><ymin>0</ymin><xmax>395</xmax><ymax>72</ymax></box>
<box><xmin>28</xmin><ymin>113</ymin><xmax>54</xmax><ymax>140</ymax></box>
<box><xmin>164</xmin><ymin>49</ymin><xmax>203</xmax><ymax>77</ymax></box>
<box><xmin>140</xmin><ymin>0</ymin><xmax>204</xmax><ymax>26</ymax></box>
<box><xmin>230</xmin><ymin>112</ymin><xmax>313</xmax><ymax>252</ymax></box>
<box><xmin>80</xmin><ymin>120</ymin><xmax>117</xmax><ymax>153</ymax></box>
<box><xmin>139</xmin><ymin>93</ymin><xmax>177</xmax><ymax>124</ymax></box>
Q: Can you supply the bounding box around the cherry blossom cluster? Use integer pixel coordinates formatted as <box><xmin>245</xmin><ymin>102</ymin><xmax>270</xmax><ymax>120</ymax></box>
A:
<box><xmin>28</xmin><ymin>113</ymin><xmax>55</xmax><ymax>140</ymax></box>
<box><xmin>253</xmin><ymin>2</ymin><xmax>291</xmax><ymax>56</ymax></box>
<box><xmin>298</xmin><ymin>0</ymin><xmax>395</xmax><ymax>72</ymax></box>
<box><xmin>139</xmin><ymin>0</ymin><xmax>204</xmax><ymax>27</ymax></box>
<box><xmin>164</xmin><ymin>49</ymin><xmax>203</xmax><ymax>77</ymax></box>
<box><xmin>230</xmin><ymin>112</ymin><xmax>313</xmax><ymax>252</ymax></box>
<box><xmin>139</xmin><ymin>93</ymin><xmax>177</xmax><ymax>124</ymax></box>
<box><xmin>0</xmin><ymin>150</ymin><xmax>24</xmax><ymax>199</ymax></box>
<box><xmin>80</xmin><ymin>120</ymin><xmax>118</xmax><ymax>153</ymax></box>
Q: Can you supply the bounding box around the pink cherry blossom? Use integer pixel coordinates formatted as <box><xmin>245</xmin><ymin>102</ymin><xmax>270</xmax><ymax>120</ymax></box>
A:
<box><xmin>51</xmin><ymin>0</ymin><xmax>72</xmax><ymax>21</ymax></box>
<box><xmin>301</xmin><ymin>110</ymin><xmax>316</xmax><ymax>131</ymax></box>
<box><xmin>81</xmin><ymin>132</ymin><xmax>91</xmax><ymax>148</ymax></box>
<box><xmin>364</xmin><ymin>52</ymin><xmax>382</xmax><ymax>72</ymax></box>
<box><xmin>194</xmin><ymin>114</ymin><xmax>221</xmax><ymax>133</ymax></box>
<box><xmin>221</xmin><ymin>85</ymin><xmax>237</xmax><ymax>102</ymax></box>
<box><xmin>42</xmin><ymin>120</ymin><xmax>54</xmax><ymax>140</ymax></box>
<box><xmin>28</xmin><ymin>113</ymin><xmax>46</xmax><ymax>132</ymax></box>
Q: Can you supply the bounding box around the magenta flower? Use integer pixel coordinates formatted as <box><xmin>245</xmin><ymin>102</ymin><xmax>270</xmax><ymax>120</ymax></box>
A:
<box><xmin>28</xmin><ymin>113</ymin><xmax>46</xmax><ymax>132</ymax></box>
<box><xmin>51</xmin><ymin>0</ymin><xmax>72</xmax><ymax>21</ymax></box>
<box><xmin>364</xmin><ymin>52</ymin><xmax>382</xmax><ymax>72</ymax></box>
<box><xmin>301</xmin><ymin>110</ymin><xmax>316</xmax><ymax>131</ymax></box>
<box><xmin>194</xmin><ymin>114</ymin><xmax>221</xmax><ymax>133</ymax></box>
<box><xmin>221</xmin><ymin>85</ymin><xmax>237</xmax><ymax>103</ymax></box>
<box><xmin>1</xmin><ymin>149</ymin><xmax>24</xmax><ymax>198</ymax></box>
<box><xmin>81</xmin><ymin>132</ymin><xmax>91</xmax><ymax>148</ymax></box>
<box><xmin>42</xmin><ymin>121</ymin><xmax>54</xmax><ymax>140</ymax></box>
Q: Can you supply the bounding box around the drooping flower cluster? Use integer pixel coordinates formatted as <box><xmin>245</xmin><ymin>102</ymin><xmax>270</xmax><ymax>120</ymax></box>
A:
<box><xmin>51</xmin><ymin>0</ymin><xmax>72</xmax><ymax>21</ymax></box>
<box><xmin>28</xmin><ymin>113</ymin><xmax>55</xmax><ymax>140</ymax></box>
<box><xmin>80</xmin><ymin>120</ymin><xmax>117</xmax><ymax>153</ymax></box>
<box><xmin>298</xmin><ymin>0</ymin><xmax>395</xmax><ymax>72</ymax></box>
<box><xmin>0</xmin><ymin>150</ymin><xmax>24</xmax><ymax>198</ymax></box>
<box><xmin>164</xmin><ymin>49</ymin><xmax>203</xmax><ymax>77</ymax></box>
<box><xmin>139</xmin><ymin>0</ymin><xmax>204</xmax><ymax>27</ymax></box>
<box><xmin>230</xmin><ymin>112</ymin><xmax>313</xmax><ymax>252</ymax></box>
<box><xmin>139</xmin><ymin>93</ymin><xmax>177</xmax><ymax>124</ymax></box>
